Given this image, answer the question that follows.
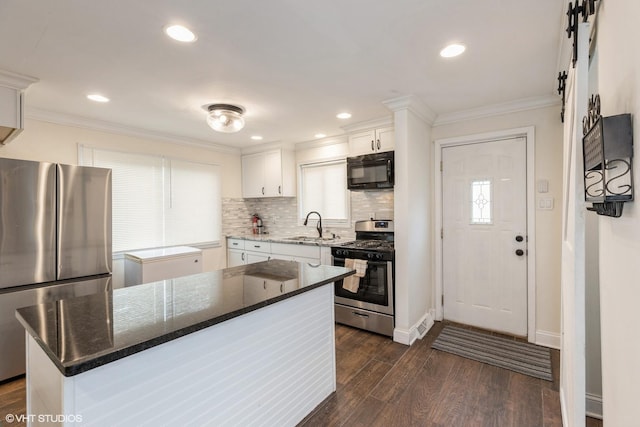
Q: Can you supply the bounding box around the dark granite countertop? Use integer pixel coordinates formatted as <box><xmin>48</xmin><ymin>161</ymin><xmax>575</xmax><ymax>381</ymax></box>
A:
<box><xmin>16</xmin><ymin>260</ymin><xmax>354</xmax><ymax>377</ymax></box>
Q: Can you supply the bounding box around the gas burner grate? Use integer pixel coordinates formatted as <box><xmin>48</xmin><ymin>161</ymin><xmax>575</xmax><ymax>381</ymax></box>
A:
<box><xmin>337</xmin><ymin>240</ymin><xmax>394</xmax><ymax>251</ymax></box>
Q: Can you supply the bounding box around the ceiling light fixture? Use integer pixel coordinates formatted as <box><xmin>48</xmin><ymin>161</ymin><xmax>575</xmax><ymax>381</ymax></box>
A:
<box><xmin>87</xmin><ymin>94</ymin><xmax>109</xmax><ymax>103</ymax></box>
<box><xmin>205</xmin><ymin>104</ymin><xmax>245</xmax><ymax>133</ymax></box>
<box><xmin>251</xmin><ymin>135</ymin><xmax>263</xmax><ymax>141</ymax></box>
<box><xmin>164</xmin><ymin>25</ymin><xmax>197</xmax><ymax>43</ymax></box>
<box><xmin>336</xmin><ymin>112</ymin><xmax>352</xmax><ymax>119</ymax></box>
<box><xmin>440</xmin><ymin>43</ymin><xmax>466</xmax><ymax>58</ymax></box>
<box><xmin>314</xmin><ymin>133</ymin><xmax>327</xmax><ymax>138</ymax></box>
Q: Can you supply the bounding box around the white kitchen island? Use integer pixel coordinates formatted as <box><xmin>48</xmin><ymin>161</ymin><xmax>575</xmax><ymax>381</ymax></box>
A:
<box><xmin>17</xmin><ymin>261</ymin><xmax>354</xmax><ymax>426</ymax></box>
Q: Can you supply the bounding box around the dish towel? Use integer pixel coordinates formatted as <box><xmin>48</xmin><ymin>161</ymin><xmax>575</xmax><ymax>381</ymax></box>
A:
<box><xmin>342</xmin><ymin>259</ymin><xmax>368</xmax><ymax>293</ymax></box>
<box><xmin>342</xmin><ymin>259</ymin><xmax>360</xmax><ymax>293</ymax></box>
<box><xmin>353</xmin><ymin>259</ymin><xmax>368</xmax><ymax>277</ymax></box>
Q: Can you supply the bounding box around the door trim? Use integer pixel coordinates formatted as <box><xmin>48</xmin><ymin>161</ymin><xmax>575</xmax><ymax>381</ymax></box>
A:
<box><xmin>434</xmin><ymin>126</ymin><xmax>536</xmax><ymax>342</ymax></box>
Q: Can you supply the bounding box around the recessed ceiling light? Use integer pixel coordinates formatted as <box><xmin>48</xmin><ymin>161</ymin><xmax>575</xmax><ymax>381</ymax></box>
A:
<box><xmin>251</xmin><ymin>135</ymin><xmax>263</xmax><ymax>141</ymax></box>
<box><xmin>440</xmin><ymin>43</ymin><xmax>466</xmax><ymax>58</ymax></box>
<box><xmin>164</xmin><ymin>25</ymin><xmax>197</xmax><ymax>43</ymax></box>
<box><xmin>336</xmin><ymin>112</ymin><xmax>352</xmax><ymax>119</ymax></box>
<box><xmin>314</xmin><ymin>133</ymin><xmax>327</xmax><ymax>138</ymax></box>
<box><xmin>87</xmin><ymin>94</ymin><xmax>110</xmax><ymax>103</ymax></box>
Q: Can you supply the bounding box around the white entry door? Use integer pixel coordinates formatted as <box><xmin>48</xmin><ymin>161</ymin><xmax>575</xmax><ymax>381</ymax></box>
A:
<box><xmin>442</xmin><ymin>137</ymin><xmax>527</xmax><ymax>336</ymax></box>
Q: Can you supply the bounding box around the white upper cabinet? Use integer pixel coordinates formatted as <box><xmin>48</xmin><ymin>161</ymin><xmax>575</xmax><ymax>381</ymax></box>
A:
<box><xmin>348</xmin><ymin>126</ymin><xmax>395</xmax><ymax>156</ymax></box>
<box><xmin>241</xmin><ymin>149</ymin><xmax>295</xmax><ymax>198</ymax></box>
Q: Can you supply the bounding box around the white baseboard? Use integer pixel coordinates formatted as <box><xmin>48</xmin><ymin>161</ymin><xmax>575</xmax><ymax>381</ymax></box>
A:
<box><xmin>393</xmin><ymin>311</ymin><xmax>434</xmax><ymax>345</ymax></box>
<box><xmin>535</xmin><ymin>329</ymin><xmax>561</xmax><ymax>349</ymax></box>
<box><xmin>586</xmin><ymin>393</ymin><xmax>603</xmax><ymax>420</ymax></box>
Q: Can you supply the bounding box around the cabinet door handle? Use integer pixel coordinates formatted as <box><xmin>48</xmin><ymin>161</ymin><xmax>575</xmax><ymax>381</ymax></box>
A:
<box><xmin>371</xmin><ymin>140</ymin><xmax>374</xmax><ymax>151</ymax></box>
<box><xmin>278</xmin><ymin>185</ymin><xmax>281</xmax><ymax>194</ymax></box>
<box><xmin>241</xmin><ymin>253</ymin><xmax>245</xmax><ymax>261</ymax></box>
<box><xmin>232</xmin><ymin>242</ymin><xmax>238</xmax><ymax>246</ymax></box>
<box><xmin>262</xmin><ymin>187</ymin><xmax>265</xmax><ymax>195</ymax></box>
<box><xmin>263</xmin><ymin>280</ymin><xmax>266</xmax><ymax>290</ymax></box>
<box><xmin>254</xmin><ymin>245</ymin><xmax>261</xmax><ymax>248</ymax></box>
<box><xmin>280</xmin><ymin>283</ymin><xmax>284</xmax><ymax>293</ymax></box>
<box><xmin>377</xmin><ymin>139</ymin><xmax>381</xmax><ymax>150</ymax></box>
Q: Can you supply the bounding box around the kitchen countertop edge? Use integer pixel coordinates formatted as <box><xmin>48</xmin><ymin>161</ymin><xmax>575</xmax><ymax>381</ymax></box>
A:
<box><xmin>15</xmin><ymin>267</ymin><xmax>355</xmax><ymax>377</ymax></box>
<box><xmin>226</xmin><ymin>234</ymin><xmax>351</xmax><ymax>246</ymax></box>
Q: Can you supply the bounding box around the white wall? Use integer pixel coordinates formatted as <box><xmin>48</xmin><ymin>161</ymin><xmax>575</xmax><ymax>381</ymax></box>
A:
<box><xmin>432</xmin><ymin>105</ymin><xmax>563</xmax><ymax>342</ymax></box>
<box><xmin>393</xmin><ymin>106</ymin><xmax>432</xmax><ymax>343</ymax></box>
<box><xmin>594</xmin><ymin>0</ymin><xmax>640</xmax><ymax>424</ymax></box>
<box><xmin>1</xmin><ymin>118</ymin><xmax>242</xmax><ymax>277</ymax></box>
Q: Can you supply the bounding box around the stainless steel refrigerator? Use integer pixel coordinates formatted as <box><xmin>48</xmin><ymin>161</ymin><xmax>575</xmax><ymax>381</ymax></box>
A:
<box><xmin>0</xmin><ymin>157</ymin><xmax>112</xmax><ymax>381</ymax></box>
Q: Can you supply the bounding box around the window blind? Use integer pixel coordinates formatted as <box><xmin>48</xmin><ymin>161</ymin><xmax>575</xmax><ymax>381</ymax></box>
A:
<box><xmin>79</xmin><ymin>146</ymin><xmax>221</xmax><ymax>252</ymax></box>
<box><xmin>299</xmin><ymin>160</ymin><xmax>349</xmax><ymax>223</ymax></box>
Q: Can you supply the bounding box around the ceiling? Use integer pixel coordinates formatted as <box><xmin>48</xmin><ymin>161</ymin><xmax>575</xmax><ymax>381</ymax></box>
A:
<box><xmin>0</xmin><ymin>1</ymin><xmax>565</xmax><ymax>149</ymax></box>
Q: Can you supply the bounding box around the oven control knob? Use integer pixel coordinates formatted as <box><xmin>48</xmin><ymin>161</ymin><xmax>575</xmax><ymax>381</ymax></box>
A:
<box><xmin>367</xmin><ymin>253</ymin><xmax>374</xmax><ymax>259</ymax></box>
<box><xmin>376</xmin><ymin>253</ymin><xmax>383</xmax><ymax>260</ymax></box>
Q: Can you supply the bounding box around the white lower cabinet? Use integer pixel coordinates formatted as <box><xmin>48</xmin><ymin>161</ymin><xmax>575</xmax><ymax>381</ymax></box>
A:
<box><xmin>227</xmin><ymin>238</ymin><xmax>330</xmax><ymax>267</ymax></box>
<box><xmin>246</xmin><ymin>251</ymin><xmax>270</xmax><ymax>264</ymax></box>
<box><xmin>270</xmin><ymin>243</ymin><xmax>322</xmax><ymax>265</ymax></box>
<box><xmin>227</xmin><ymin>239</ymin><xmax>247</xmax><ymax>267</ymax></box>
<box><xmin>243</xmin><ymin>275</ymin><xmax>297</xmax><ymax>305</ymax></box>
<box><xmin>227</xmin><ymin>249</ymin><xmax>246</xmax><ymax>267</ymax></box>
<box><xmin>227</xmin><ymin>239</ymin><xmax>272</xmax><ymax>266</ymax></box>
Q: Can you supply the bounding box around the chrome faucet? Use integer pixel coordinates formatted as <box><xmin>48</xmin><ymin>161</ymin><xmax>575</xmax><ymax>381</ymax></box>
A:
<box><xmin>303</xmin><ymin>211</ymin><xmax>323</xmax><ymax>238</ymax></box>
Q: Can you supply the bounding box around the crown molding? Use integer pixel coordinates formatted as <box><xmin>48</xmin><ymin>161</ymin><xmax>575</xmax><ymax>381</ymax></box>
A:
<box><xmin>241</xmin><ymin>140</ymin><xmax>296</xmax><ymax>155</ymax></box>
<box><xmin>382</xmin><ymin>95</ymin><xmax>437</xmax><ymax>125</ymax></box>
<box><xmin>340</xmin><ymin>116</ymin><xmax>393</xmax><ymax>133</ymax></box>
<box><xmin>25</xmin><ymin>107</ymin><xmax>241</xmax><ymax>154</ymax></box>
<box><xmin>433</xmin><ymin>95</ymin><xmax>561</xmax><ymax>126</ymax></box>
<box><xmin>294</xmin><ymin>134</ymin><xmax>348</xmax><ymax>151</ymax></box>
<box><xmin>0</xmin><ymin>69</ymin><xmax>39</xmax><ymax>90</ymax></box>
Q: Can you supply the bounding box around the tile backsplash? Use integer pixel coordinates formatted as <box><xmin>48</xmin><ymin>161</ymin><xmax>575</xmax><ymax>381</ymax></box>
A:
<box><xmin>222</xmin><ymin>190</ymin><xmax>394</xmax><ymax>240</ymax></box>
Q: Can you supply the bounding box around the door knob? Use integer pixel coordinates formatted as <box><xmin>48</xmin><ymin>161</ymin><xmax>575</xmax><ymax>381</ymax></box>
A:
<box><xmin>515</xmin><ymin>249</ymin><xmax>525</xmax><ymax>256</ymax></box>
<box><xmin>515</xmin><ymin>235</ymin><xmax>524</xmax><ymax>242</ymax></box>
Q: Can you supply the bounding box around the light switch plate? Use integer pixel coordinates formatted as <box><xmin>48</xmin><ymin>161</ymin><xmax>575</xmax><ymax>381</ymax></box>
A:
<box><xmin>537</xmin><ymin>179</ymin><xmax>549</xmax><ymax>193</ymax></box>
<box><xmin>538</xmin><ymin>197</ymin><xmax>554</xmax><ymax>210</ymax></box>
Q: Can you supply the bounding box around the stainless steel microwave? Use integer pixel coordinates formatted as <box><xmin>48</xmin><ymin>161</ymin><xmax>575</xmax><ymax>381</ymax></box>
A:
<box><xmin>347</xmin><ymin>151</ymin><xmax>394</xmax><ymax>190</ymax></box>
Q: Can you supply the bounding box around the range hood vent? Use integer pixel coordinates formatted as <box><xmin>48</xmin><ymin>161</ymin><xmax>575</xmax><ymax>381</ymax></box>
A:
<box><xmin>0</xmin><ymin>70</ymin><xmax>38</xmax><ymax>145</ymax></box>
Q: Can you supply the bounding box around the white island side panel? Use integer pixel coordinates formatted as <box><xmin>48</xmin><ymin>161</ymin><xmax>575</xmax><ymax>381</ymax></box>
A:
<box><xmin>27</xmin><ymin>284</ymin><xmax>335</xmax><ymax>427</ymax></box>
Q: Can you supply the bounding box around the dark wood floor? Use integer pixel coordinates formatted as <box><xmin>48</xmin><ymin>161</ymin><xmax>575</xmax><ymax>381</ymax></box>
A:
<box><xmin>300</xmin><ymin>321</ymin><xmax>603</xmax><ymax>427</ymax></box>
<box><xmin>0</xmin><ymin>322</ymin><xmax>603</xmax><ymax>427</ymax></box>
<box><xmin>0</xmin><ymin>375</ymin><xmax>26</xmax><ymax>427</ymax></box>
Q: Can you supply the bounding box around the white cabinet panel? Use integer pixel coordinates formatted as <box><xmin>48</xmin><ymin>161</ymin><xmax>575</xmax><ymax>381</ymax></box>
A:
<box><xmin>241</xmin><ymin>149</ymin><xmax>295</xmax><ymax>198</ymax></box>
<box><xmin>228</xmin><ymin>249</ymin><xmax>246</xmax><ymax>267</ymax></box>
<box><xmin>241</xmin><ymin>154</ymin><xmax>265</xmax><ymax>198</ymax></box>
<box><xmin>376</xmin><ymin>127</ymin><xmax>395</xmax><ymax>153</ymax></box>
<box><xmin>246</xmin><ymin>252</ymin><xmax>270</xmax><ymax>264</ymax></box>
<box><xmin>264</xmin><ymin>150</ymin><xmax>282</xmax><ymax>197</ymax></box>
<box><xmin>348</xmin><ymin>127</ymin><xmax>394</xmax><ymax>156</ymax></box>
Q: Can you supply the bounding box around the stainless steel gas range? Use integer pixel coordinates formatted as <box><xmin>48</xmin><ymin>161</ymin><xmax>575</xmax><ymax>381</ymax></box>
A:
<box><xmin>331</xmin><ymin>220</ymin><xmax>394</xmax><ymax>337</ymax></box>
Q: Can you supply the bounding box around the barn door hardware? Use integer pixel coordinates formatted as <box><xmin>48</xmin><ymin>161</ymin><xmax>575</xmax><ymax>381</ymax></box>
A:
<box><xmin>566</xmin><ymin>1</ymin><xmax>598</xmax><ymax>67</ymax></box>
<box><xmin>557</xmin><ymin>71</ymin><xmax>568</xmax><ymax>123</ymax></box>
